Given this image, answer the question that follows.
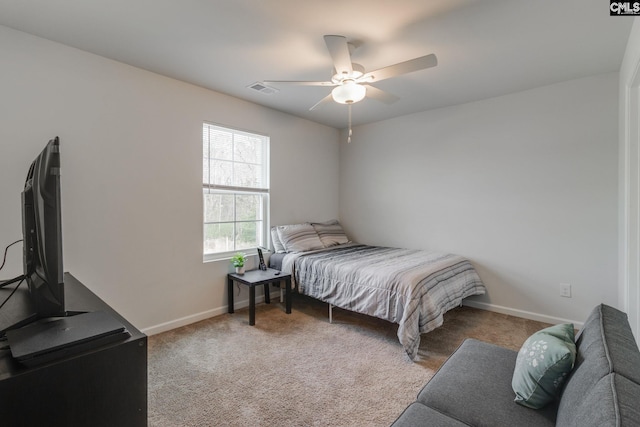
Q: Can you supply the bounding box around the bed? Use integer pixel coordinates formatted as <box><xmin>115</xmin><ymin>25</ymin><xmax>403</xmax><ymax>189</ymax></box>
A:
<box><xmin>269</xmin><ymin>221</ymin><xmax>486</xmax><ymax>360</ymax></box>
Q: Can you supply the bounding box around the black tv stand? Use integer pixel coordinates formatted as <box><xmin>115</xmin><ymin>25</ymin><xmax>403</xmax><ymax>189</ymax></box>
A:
<box><xmin>0</xmin><ymin>273</ymin><xmax>147</xmax><ymax>427</ymax></box>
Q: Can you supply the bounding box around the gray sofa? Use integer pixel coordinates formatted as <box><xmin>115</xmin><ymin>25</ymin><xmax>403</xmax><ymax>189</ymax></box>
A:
<box><xmin>391</xmin><ymin>304</ymin><xmax>640</xmax><ymax>426</ymax></box>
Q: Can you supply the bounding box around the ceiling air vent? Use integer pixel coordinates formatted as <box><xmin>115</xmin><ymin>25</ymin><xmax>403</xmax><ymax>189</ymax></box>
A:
<box><xmin>247</xmin><ymin>82</ymin><xmax>279</xmax><ymax>95</ymax></box>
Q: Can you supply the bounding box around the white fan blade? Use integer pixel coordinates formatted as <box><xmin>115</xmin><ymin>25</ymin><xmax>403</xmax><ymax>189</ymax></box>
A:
<box><xmin>361</xmin><ymin>53</ymin><xmax>437</xmax><ymax>83</ymax></box>
<box><xmin>324</xmin><ymin>35</ymin><xmax>353</xmax><ymax>77</ymax></box>
<box><xmin>263</xmin><ymin>80</ymin><xmax>335</xmax><ymax>87</ymax></box>
<box><xmin>309</xmin><ymin>93</ymin><xmax>334</xmax><ymax>111</ymax></box>
<box><xmin>364</xmin><ymin>85</ymin><xmax>400</xmax><ymax>104</ymax></box>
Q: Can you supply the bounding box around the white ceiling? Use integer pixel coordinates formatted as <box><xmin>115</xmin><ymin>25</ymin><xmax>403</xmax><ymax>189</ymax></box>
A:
<box><xmin>0</xmin><ymin>0</ymin><xmax>633</xmax><ymax>129</ymax></box>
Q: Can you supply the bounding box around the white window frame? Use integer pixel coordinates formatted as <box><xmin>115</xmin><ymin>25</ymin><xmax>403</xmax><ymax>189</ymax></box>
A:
<box><xmin>202</xmin><ymin>122</ymin><xmax>270</xmax><ymax>262</ymax></box>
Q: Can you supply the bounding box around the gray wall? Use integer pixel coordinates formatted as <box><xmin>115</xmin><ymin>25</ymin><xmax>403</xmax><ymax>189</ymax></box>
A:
<box><xmin>340</xmin><ymin>73</ymin><xmax>619</xmax><ymax>324</ymax></box>
<box><xmin>0</xmin><ymin>25</ymin><xmax>340</xmax><ymax>333</ymax></box>
<box><xmin>0</xmin><ymin>22</ymin><xmax>622</xmax><ymax>332</ymax></box>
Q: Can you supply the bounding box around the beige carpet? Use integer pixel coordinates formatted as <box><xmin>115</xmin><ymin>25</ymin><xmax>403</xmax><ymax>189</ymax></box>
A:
<box><xmin>148</xmin><ymin>294</ymin><xmax>550</xmax><ymax>427</ymax></box>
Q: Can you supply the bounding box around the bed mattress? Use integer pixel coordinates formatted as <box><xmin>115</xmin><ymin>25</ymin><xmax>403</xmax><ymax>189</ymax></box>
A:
<box><xmin>276</xmin><ymin>243</ymin><xmax>485</xmax><ymax>360</ymax></box>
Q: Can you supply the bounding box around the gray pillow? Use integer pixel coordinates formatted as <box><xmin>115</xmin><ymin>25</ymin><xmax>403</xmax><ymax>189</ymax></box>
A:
<box><xmin>312</xmin><ymin>220</ymin><xmax>350</xmax><ymax>247</ymax></box>
<box><xmin>277</xmin><ymin>223</ymin><xmax>324</xmax><ymax>253</ymax></box>
<box><xmin>512</xmin><ymin>323</ymin><xmax>576</xmax><ymax>409</ymax></box>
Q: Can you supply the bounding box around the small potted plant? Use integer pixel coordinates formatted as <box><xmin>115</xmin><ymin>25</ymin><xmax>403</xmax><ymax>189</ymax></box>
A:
<box><xmin>231</xmin><ymin>252</ymin><xmax>246</xmax><ymax>274</ymax></box>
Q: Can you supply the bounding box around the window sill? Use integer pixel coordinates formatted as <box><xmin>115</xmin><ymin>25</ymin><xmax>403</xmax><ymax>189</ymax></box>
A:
<box><xmin>203</xmin><ymin>249</ymin><xmax>260</xmax><ymax>264</ymax></box>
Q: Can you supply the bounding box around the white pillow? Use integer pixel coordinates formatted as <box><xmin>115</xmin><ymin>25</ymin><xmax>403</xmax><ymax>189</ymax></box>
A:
<box><xmin>271</xmin><ymin>227</ymin><xmax>286</xmax><ymax>253</ymax></box>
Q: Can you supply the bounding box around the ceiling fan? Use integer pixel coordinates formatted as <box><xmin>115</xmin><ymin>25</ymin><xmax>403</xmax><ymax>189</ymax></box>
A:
<box><xmin>264</xmin><ymin>35</ymin><xmax>437</xmax><ymax>142</ymax></box>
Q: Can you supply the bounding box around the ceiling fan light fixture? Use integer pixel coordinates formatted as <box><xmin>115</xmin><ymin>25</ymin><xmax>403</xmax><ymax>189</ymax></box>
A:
<box><xmin>331</xmin><ymin>81</ymin><xmax>366</xmax><ymax>104</ymax></box>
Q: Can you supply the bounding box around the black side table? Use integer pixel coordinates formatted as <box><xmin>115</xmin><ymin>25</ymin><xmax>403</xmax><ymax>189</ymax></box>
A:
<box><xmin>227</xmin><ymin>268</ymin><xmax>292</xmax><ymax>325</ymax></box>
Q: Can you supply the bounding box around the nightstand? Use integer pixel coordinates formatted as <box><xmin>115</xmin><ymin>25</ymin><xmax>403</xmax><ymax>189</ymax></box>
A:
<box><xmin>227</xmin><ymin>268</ymin><xmax>292</xmax><ymax>325</ymax></box>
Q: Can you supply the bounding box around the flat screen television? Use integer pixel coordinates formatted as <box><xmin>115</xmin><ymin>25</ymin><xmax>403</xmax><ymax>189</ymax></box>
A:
<box><xmin>21</xmin><ymin>136</ymin><xmax>65</xmax><ymax>318</ymax></box>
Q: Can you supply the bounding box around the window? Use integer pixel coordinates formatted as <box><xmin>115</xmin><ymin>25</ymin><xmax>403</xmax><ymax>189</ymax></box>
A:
<box><xmin>202</xmin><ymin>123</ymin><xmax>269</xmax><ymax>261</ymax></box>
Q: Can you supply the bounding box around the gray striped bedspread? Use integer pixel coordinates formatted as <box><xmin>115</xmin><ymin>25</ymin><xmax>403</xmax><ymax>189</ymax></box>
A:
<box><xmin>280</xmin><ymin>243</ymin><xmax>485</xmax><ymax>360</ymax></box>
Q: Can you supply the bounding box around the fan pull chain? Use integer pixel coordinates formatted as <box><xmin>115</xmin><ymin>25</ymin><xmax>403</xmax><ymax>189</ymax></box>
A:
<box><xmin>347</xmin><ymin>104</ymin><xmax>352</xmax><ymax>144</ymax></box>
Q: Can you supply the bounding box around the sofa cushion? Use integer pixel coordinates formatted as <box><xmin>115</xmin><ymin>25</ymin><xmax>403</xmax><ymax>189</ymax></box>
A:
<box><xmin>512</xmin><ymin>323</ymin><xmax>576</xmax><ymax>409</ymax></box>
<box><xmin>615</xmin><ymin>374</ymin><xmax>640</xmax><ymax>426</ymax></box>
<box><xmin>390</xmin><ymin>402</ymin><xmax>469</xmax><ymax>427</ymax></box>
<box><xmin>559</xmin><ymin>373</ymin><xmax>640</xmax><ymax>427</ymax></box>
<box><xmin>557</xmin><ymin>304</ymin><xmax>640</xmax><ymax>424</ymax></box>
<box><xmin>417</xmin><ymin>339</ymin><xmax>556</xmax><ymax>427</ymax></box>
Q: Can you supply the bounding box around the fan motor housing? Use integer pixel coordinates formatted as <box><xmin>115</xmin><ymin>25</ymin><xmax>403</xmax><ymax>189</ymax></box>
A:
<box><xmin>332</xmin><ymin>63</ymin><xmax>365</xmax><ymax>84</ymax></box>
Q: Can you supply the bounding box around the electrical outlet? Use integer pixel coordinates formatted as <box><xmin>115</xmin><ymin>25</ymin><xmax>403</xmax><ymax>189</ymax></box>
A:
<box><xmin>560</xmin><ymin>283</ymin><xmax>572</xmax><ymax>298</ymax></box>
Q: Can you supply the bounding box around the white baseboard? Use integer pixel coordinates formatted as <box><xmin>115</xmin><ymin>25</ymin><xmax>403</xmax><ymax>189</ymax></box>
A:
<box><xmin>142</xmin><ymin>294</ymin><xmax>584</xmax><ymax>336</ymax></box>
<box><xmin>141</xmin><ymin>291</ymin><xmax>281</xmax><ymax>336</ymax></box>
<box><xmin>462</xmin><ymin>300</ymin><xmax>584</xmax><ymax>329</ymax></box>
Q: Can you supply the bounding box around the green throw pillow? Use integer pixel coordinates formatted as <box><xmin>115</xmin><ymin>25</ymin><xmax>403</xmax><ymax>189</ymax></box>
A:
<box><xmin>512</xmin><ymin>323</ymin><xmax>576</xmax><ymax>409</ymax></box>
